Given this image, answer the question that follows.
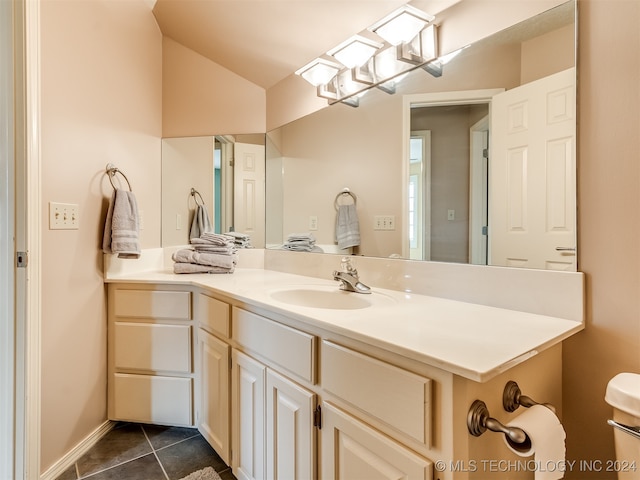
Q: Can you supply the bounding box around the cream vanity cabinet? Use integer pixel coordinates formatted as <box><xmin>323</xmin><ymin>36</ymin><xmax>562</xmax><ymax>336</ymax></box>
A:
<box><xmin>196</xmin><ymin>293</ymin><xmax>232</xmax><ymax>465</ymax></box>
<box><xmin>231</xmin><ymin>307</ymin><xmax>317</xmax><ymax>480</ymax></box>
<box><xmin>109</xmin><ymin>281</ymin><xmax>564</xmax><ymax>480</ymax></box>
<box><xmin>320</xmin><ymin>340</ymin><xmax>434</xmax><ymax>480</ymax></box>
<box><xmin>107</xmin><ymin>284</ymin><xmax>194</xmax><ymax>426</ymax></box>
<box><xmin>230</xmin><ymin>306</ymin><xmax>434</xmax><ymax>480</ymax></box>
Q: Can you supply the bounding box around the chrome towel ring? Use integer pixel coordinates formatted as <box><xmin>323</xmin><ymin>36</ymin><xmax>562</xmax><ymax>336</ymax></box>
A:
<box><xmin>106</xmin><ymin>163</ymin><xmax>132</xmax><ymax>191</ymax></box>
<box><xmin>334</xmin><ymin>187</ymin><xmax>357</xmax><ymax>210</ymax></box>
<box><xmin>191</xmin><ymin>188</ymin><xmax>206</xmax><ymax>206</ymax></box>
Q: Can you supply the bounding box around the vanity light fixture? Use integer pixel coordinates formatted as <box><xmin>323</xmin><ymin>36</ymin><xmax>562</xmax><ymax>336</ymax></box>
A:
<box><xmin>369</xmin><ymin>4</ymin><xmax>435</xmax><ymax>46</ymax></box>
<box><xmin>328</xmin><ymin>35</ymin><xmax>382</xmax><ymax>69</ymax></box>
<box><xmin>421</xmin><ymin>45</ymin><xmax>468</xmax><ymax>78</ymax></box>
<box><xmin>295</xmin><ymin>58</ymin><xmax>342</xmax><ymax>86</ymax></box>
<box><xmin>296</xmin><ymin>3</ymin><xmax>440</xmax><ymax>106</ymax></box>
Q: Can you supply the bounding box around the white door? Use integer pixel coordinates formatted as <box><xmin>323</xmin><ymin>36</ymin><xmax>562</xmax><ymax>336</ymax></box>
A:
<box><xmin>266</xmin><ymin>369</ymin><xmax>316</xmax><ymax>480</ymax></box>
<box><xmin>490</xmin><ymin>68</ymin><xmax>576</xmax><ymax>270</ymax></box>
<box><xmin>408</xmin><ymin>131</ymin><xmax>431</xmax><ymax>260</ymax></box>
<box><xmin>198</xmin><ymin>329</ymin><xmax>230</xmax><ymax>464</ymax></box>
<box><xmin>469</xmin><ymin>116</ymin><xmax>489</xmax><ymax>265</ymax></box>
<box><xmin>320</xmin><ymin>403</ymin><xmax>432</xmax><ymax>480</ymax></box>
<box><xmin>0</xmin><ymin>1</ymin><xmax>15</xmax><ymax>475</ymax></box>
<box><xmin>232</xmin><ymin>350</ymin><xmax>266</xmax><ymax>480</ymax></box>
<box><xmin>234</xmin><ymin>142</ymin><xmax>266</xmax><ymax>248</ymax></box>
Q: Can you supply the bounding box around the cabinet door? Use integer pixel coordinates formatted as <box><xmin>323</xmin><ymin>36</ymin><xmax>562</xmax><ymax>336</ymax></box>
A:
<box><xmin>198</xmin><ymin>329</ymin><xmax>230</xmax><ymax>464</ymax></box>
<box><xmin>321</xmin><ymin>403</ymin><xmax>432</xmax><ymax>480</ymax></box>
<box><xmin>266</xmin><ymin>369</ymin><xmax>316</xmax><ymax>480</ymax></box>
<box><xmin>232</xmin><ymin>350</ymin><xmax>266</xmax><ymax>480</ymax></box>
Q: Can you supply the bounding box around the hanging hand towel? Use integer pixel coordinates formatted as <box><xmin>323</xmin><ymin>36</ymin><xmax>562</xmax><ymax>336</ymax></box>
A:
<box><xmin>189</xmin><ymin>204</ymin><xmax>213</xmax><ymax>241</ymax></box>
<box><xmin>335</xmin><ymin>204</ymin><xmax>360</xmax><ymax>250</ymax></box>
<box><xmin>102</xmin><ymin>188</ymin><xmax>141</xmax><ymax>259</ymax></box>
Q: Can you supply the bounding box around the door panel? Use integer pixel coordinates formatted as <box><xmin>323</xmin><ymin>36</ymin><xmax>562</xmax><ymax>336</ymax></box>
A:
<box><xmin>321</xmin><ymin>403</ymin><xmax>432</xmax><ymax>480</ymax></box>
<box><xmin>232</xmin><ymin>350</ymin><xmax>266</xmax><ymax>480</ymax></box>
<box><xmin>266</xmin><ymin>369</ymin><xmax>316</xmax><ymax>480</ymax></box>
<box><xmin>490</xmin><ymin>68</ymin><xmax>576</xmax><ymax>270</ymax></box>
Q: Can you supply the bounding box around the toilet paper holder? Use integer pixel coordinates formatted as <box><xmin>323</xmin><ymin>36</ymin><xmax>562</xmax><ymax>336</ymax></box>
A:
<box><xmin>503</xmin><ymin>380</ymin><xmax>556</xmax><ymax>413</ymax></box>
<box><xmin>467</xmin><ymin>399</ymin><xmax>531</xmax><ymax>445</ymax></box>
<box><xmin>468</xmin><ymin>381</ymin><xmax>556</xmax><ymax>445</ymax></box>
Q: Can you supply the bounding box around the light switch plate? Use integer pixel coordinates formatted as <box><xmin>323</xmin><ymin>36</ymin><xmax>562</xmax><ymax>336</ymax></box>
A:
<box><xmin>49</xmin><ymin>202</ymin><xmax>79</xmax><ymax>230</ymax></box>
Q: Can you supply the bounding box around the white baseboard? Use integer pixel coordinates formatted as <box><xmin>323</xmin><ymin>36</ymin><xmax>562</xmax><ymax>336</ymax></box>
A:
<box><xmin>39</xmin><ymin>420</ymin><xmax>115</xmax><ymax>480</ymax></box>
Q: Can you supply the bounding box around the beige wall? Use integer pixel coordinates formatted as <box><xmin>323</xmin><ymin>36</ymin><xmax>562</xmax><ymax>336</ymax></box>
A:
<box><xmin>35</xmin><ymin>0</ymin><xmax>640</xmax><ymax>475</ymax></box>
<box><xmin>564</xmin><ymin>0</ymin><xmax>640</xmax><ymax>477</ymax></box>
<box><xmin>40</xmin><ymin>0</ymin><xmax>162</xmax><ymax>472</ymax></box>
<box><xmin>161</xmin><ymin>136</ymin><xmax>215</xmax><ymax>247</ymax></box>
<box><xmin>162</xmin><ymin>37</ymin><xmax>266</xmax><ymax>137</ymax></box>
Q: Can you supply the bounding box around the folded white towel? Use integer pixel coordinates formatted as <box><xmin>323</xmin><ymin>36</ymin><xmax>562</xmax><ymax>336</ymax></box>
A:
<box><xmin>173</xmin><ymin>263</ymin><xmax>234</xmax><ymax>274</ymax></box>
<box><xmin>172</xmin><ymin>249</ymin><xmax>237</xmax><ymax>269</ymax></box>
<box><xmin>103</xmin><ymin>189</ymin><xmax>140</xmax><ymax>259</ymax></box>
<box><xmin>335</xmin><ymin>204</ymin><xmax>360</xmax><ymax>250</ymax></box>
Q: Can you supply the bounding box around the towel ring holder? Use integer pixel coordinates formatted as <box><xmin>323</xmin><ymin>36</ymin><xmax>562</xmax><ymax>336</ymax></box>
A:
<box><xmin>106</xmin><ymin>163</ymin><xmax>132</xmax><ymax>191</ymax></box>
<box><xmin>190</xmin><ymin>188</ymin><xmax>206</xmax><ymax>206</ymax></box>
<box><xmin>334</xmin><ymin>188</ymin><xmax>357</xmax><ymax>210</ymax></box>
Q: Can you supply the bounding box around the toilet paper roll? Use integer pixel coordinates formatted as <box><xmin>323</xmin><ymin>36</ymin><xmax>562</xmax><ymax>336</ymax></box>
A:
<box><xmin>504</xmin><ymin>405</ymin><xmax>567</xmax><ymax>480</ymax></box>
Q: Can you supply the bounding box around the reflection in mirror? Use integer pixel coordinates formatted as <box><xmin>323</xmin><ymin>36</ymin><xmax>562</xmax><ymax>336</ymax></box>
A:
<box><xmin>266</xmin><ymin>1</ymin><xmax>576</xmax><ymax>271</ymax></box>
<box><xmin>161</xmin><ymin>134</ymin><xmax>266</xmax><ymax>248</ymax></box>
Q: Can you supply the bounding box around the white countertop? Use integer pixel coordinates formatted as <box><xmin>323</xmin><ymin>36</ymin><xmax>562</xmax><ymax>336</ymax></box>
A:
<box><xmin>105</xmin><ymin>267</ymin><xmax>584</xmax><ymax>382</ymax></box>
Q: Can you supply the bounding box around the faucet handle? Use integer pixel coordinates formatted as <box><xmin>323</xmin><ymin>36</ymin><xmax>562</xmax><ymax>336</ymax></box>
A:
<box><xmin>340</xmin><ymin>256</ymin><xmax>355</xmax><ymax>273</ymax></box>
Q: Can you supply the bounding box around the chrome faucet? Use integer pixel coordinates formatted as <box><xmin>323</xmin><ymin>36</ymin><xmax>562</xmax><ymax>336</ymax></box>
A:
<box><xmin>333</xmin><ymin>257</ymin><xmax>371</xmax><ymax>294</ymax></box>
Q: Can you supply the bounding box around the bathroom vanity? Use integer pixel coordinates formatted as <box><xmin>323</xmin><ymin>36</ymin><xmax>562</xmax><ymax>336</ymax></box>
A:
<box><xmin>105</xmin><ymin>250</ymin><xmax>583</xmax><ymax>480</ymax></box>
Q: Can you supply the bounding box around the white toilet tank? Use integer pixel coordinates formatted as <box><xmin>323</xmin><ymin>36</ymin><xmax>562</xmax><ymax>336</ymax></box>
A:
<box><xmin>605</xmin><ymin>373</ymin><xmax>640</xmax><ymax>479</ymax></box>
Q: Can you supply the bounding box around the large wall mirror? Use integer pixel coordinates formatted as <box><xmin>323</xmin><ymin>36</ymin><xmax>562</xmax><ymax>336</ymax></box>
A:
<box><xmin>161</xmin><ymin>134</ymin><xmax>266</xmax><ymax>248</ymax></box>
<box><xmin>266</xmin><ymin>0</ymin><xmax>577</xmax><ymax>271</ymax></box>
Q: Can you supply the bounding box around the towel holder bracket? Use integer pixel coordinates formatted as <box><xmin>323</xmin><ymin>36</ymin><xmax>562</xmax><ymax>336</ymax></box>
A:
<box><xmin>503</xmin><ymin>380</ymin><xmax>555</xmax><ymax>413</ymax></box>
<box><xmin>334</xmin><ymin>187</ymin><xmax>357</xmax><ymax>210</ymax></box>
<box><xmin>467</xmin><ymin>399</ymin><xmax>529</xmax><ymax>446</ymax></box>
<box><xmin>105</xmin><ymin>163</ymin><xmax>132</xmax><ymax>191</ymax></box>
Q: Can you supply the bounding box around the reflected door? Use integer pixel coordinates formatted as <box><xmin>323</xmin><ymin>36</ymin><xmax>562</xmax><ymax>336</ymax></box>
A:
<box><xmin>234</xmin><ymin>142</ymin><xmax>266</xmax><ymax>248</ymax></box>
<box><xmin>408</xmin><ymin>131</ymin><xmax>431</xmax><ymax>260</ymax></box>
<box><xmin>490</xmin><ymin>68</ymin><xmax>576</xmax><ymax>271</ymax></box>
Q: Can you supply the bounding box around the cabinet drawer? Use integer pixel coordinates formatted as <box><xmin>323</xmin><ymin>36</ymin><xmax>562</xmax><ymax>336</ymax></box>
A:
<box><xmin>321</xmin><ymin>341</ymin><xmax>432</xmax><ymax>447</ymax></box>
<box><xmin>114</xmin><ymin>289</ymin><xmax>191</xmax><ymax>319</ymax></box>
<box><xmin>198</xmin><ymin>293</ymin><xmax>230</xmax><ymax>338</ymax></box>
<box><xmin>232</xmin><ymin>307</ymin><xmax>315</xmax><ymax>383</ymax></box>
<box><xmin>115</xmin><ymin>323</ymin><xmax>191</xmax><ymax>373</ymax></box>
<box><xmin>112</xmin><ymin>373</ymin><xmax>192</xmax><ymax>426</ymax></box>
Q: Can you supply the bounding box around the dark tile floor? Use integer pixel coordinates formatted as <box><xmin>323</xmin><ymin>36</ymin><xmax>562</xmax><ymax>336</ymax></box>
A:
<box><xmin>55</xmin><ymin>422</ymin><xmax>236</xmax><ymax>480</ymax></box>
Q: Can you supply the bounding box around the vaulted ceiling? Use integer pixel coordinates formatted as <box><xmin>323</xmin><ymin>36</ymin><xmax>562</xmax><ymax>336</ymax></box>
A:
<box><xmin>152</xmin><ymin>0</ymin><xmax>459</xmax><ymax>90</ymax></box>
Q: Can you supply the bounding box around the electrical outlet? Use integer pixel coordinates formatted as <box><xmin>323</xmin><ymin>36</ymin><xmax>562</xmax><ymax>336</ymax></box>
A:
<box><xmin>374</xmin><ymin>215</ymin><xmax>396</xmax><ymax>230</ymax></box>
<box><xmin>386</xmin><ymin>215</ymin><xmax>395</xmax><ymax>230</ymax></box>
<box><xmin>49</xmin><ymin>202</ymin><xmax>79</xmax><ymax>230</ymax></box>
<box><xmin>309</xmin><ymin>216</ymin><xmax>318</xmax><ymax>231</ymax></box>
<box><xmin>447</xmin><ymin>209</ymin><xmax>455</xmax><ymax>221</ymax></box>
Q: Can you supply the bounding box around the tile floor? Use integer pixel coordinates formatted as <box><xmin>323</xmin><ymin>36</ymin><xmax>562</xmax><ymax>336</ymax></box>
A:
<box><xmin>55</xmin><ymin>422</ymin><xmax>236</xmax><ymax>480</ymax></box>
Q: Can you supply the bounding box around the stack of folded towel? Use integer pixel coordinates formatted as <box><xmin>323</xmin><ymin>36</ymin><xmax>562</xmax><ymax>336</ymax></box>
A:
<box><xmin>282</xmin><ymin>233</ymin><xmax>322</xmax><ymax>252</ymax></box>
<box><xmin>225</xmin><ymin>231</ymin><xmax>252</xmax><ymax>249</ymax></box>
<box><xmin>173</xmin><ymin>232</ymin><xmax>237</xmax><ymax>274</ymax></box>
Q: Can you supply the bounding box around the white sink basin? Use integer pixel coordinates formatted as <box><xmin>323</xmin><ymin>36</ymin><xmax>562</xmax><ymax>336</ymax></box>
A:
<box><xmin>268</xmin><ymin>285</ymin><xmax>396</xmax><ymax>310</ymax></box>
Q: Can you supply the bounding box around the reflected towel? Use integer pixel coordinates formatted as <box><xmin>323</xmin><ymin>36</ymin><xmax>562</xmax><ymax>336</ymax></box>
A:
<box><xmin>189</xmin><ymin>204</ymin><xmax>213</xmax><ymax>241</ymax></box>
<box><xmin>335</xmin><ymin>204</ymin><xmax>360</xmax><ymax>250</ymax></box>
<box><xmin>102</xmin><ymin>189</ymin><xmax>140</xmax><ymax>259</ymax></box>
<box><xmin>200</xmin><ymin>232</ymin><xmax>235</xmax><ymax>246</ymax></box>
